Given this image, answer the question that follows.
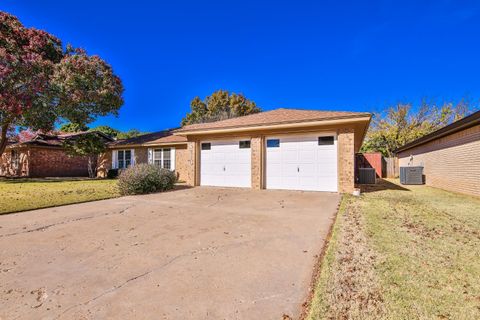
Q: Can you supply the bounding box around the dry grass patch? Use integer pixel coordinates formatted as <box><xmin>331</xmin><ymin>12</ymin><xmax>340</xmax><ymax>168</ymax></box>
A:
<box><xmin>306</xmin><ymin>180</ymin><xmax>480</xmax><ymax>320</ymax></box>
<box><xmin>307</xmin><ymin>195</ymin><xmax>385</xmax><ymax>320</ymax></box>
<box><xmin>0</xmin><ymin>178</ymin><xmax>120</xmax><ymax>214</ymax></box>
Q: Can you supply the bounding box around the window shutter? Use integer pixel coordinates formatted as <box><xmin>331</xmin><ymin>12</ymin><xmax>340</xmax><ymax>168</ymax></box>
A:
<box><xmin>148</xmin><ymin>148</ymin><xmax>153</xmax><ymax>164</ymax></box>
<box><xmin>112</xmin><ymin>150</ymin><xmax>118</xmax><ymax>169</ymax></box>
<box><xmin>131</xmin><ymin>149</ymin><xmax>135</xmax><ymax>166</ymax></box>
<box><xmin>171</xmin><ymin>148</ymin><xmax>176</xmax><ymax>171</ymax></box>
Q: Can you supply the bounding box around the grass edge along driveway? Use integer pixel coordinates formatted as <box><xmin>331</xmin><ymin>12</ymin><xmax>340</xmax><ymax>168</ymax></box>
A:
<box><xmin>306</xmin><ymin>180</ymin><xmax>480</xmax><ymax>320</ymax></box>
<box><xmin>0</xmin><ymin>179</ymin><xmax>120</xmax><ymax>214</ymax></box>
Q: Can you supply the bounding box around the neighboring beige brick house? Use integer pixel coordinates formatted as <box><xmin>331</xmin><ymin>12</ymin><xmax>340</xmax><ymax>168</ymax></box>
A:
<box><xmin>397</xmin><ymin>110</ymin><xmax>480</xmax><ymax>197</ymax></box>
<box><xmin>101</xmin><ymin>108</ymin><xmax>371</xmax><ymax>193</ymax></box>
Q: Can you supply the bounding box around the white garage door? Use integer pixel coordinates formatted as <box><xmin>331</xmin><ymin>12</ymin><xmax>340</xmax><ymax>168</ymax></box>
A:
<box><xmin>200</xmin><ymin>140</ymin><xmax>251</xmax><ymax>188</ymax></box>
<box><xmin>266</xmin><ymin>134</ymin><xmax>338</xmax><ymax>192</ymax></box>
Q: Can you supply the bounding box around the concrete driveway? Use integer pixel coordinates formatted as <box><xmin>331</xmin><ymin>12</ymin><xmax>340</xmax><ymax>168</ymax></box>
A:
<box><xmin>0</xmin><ymin>187</ymin><xmax>340</xmax><ymax>320</ymax></box>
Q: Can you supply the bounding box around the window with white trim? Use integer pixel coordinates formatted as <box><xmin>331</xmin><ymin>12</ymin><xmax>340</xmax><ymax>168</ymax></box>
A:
<box><xmin>153</xmin><ymin>148</ymin><xmax>172</xmax><ymax>170</ymax></box>
<box><xmin>117</xmin><ymin>150</ymin><xmax>132</xmax><ymax>169</ymax></box>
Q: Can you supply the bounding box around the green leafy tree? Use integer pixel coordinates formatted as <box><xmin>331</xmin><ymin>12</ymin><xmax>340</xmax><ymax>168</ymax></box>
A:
<box><xmin>59</xmin><ymin>122</ymin><xmax>89</xmax><ymax>133</ymax></box>
<box><xmin>89</xmin><ymin>125</ymin><xmax>120</xmax><ymax>139</ymax></box>
<box><xmin>63</xmin><ymin>132</ymin><xmax>107</xmax><ymax>178</ymax></box>
<box><xmin>182</xmin><ymin>90</ymin><xmax>260</xmax><ymax>126</ymax></box>
<box><xmin>361</xmin><ymin>100</ymin><xmax>474</xmax><ymax>157</ymax></box>
<box><xmin>117</xmin><ymin>129</ymin><xmax>144</xmax><ymax>140</ymax></box>
<box><xmin>0</xmin><ymin>12</ymin><xmax>124</xmax><ymax>156</ymax></box>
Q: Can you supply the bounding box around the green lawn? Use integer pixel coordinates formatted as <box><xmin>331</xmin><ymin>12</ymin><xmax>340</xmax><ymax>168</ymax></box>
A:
<box><xmin>0</xmin><ymin>178</ymin><xmax>120</xmax><ymax>214</ymax></box>
<box><xmin>307</xmin><ymin>180</ymin><xmax>480</xmax><ymax>320</ymax></box>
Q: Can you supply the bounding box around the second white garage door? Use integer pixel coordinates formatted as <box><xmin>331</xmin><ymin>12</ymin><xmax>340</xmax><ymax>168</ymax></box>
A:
<box><xmin>266</xmin><ymin>133</ymin><xmax>338</xmax><ymax>192</ymax></box>
<box><xmin>200</xmin><ymin>140</ymin><xmax>251</xmax><ymax>188</ymax></box>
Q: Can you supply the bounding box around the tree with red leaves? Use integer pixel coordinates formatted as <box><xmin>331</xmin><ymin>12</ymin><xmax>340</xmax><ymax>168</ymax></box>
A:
<box><xmin>0</xmin><ymin>11</ymin><xmax>124</xmax><ymax>156</ymax></box>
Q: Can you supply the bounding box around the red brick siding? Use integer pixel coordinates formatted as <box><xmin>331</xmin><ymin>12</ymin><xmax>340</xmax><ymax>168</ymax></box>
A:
<box><xmin>29</xmin><ymin>147</ymin><xmax>89</xmax><ymax>177</ymax></box>
<box><xmin>398</xmin><ymin>124</ymin><xmax>480</xmax><ymax>196</ymax></box>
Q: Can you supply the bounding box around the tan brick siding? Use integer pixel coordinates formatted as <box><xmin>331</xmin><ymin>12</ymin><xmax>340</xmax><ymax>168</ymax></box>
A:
<box><xmin>99</xmin><ymin>145</ymin><xmax>189</xmax><ymax>181</ymax></box>
<box><xmin>251</xmin><ymin>136</ymin><xmax>264</xmax><ymax>189</ymax></box>
<box><xmin>29</xmin><ymin>148</ymin><xmax>89</xmax><ymax>177</ymax></box>
<box><xmin>337</xmin><ymin>127</ymin><xmax>355</xmax><ymax>193</ymax></box>
<box><xmin>398</xmin><ymin>124</ymin><xmax>480</xmax><ymax>197</ymax></box>
<box><xmin>185</xmin><ymin>141</ymin><xmax>198</xmax><ymax>186</ymax></box>
<box><xmin>173</xmin><ymin>145</ymin><xmax>189</xmax><ymax>182</ymax></box>
<box><xmin>96</xmin><ymin>152</ymin><xmax>111</xmax><ymax>178</ymax></box>
<box><xmin>187</xmin><ymin>126</ymin><xmax>357</xmax><ymax>192</ymax></box>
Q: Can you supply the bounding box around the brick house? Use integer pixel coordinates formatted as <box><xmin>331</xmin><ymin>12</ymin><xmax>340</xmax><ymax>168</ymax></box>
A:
<box><xmin>396</xmin><ymin>110</ymin><xmax>480</xmax><ymax>196</ymax></box>
<box><xmin>101</xmin><ymin>108</ymin><xmax>371</xmax><ymax>193</ymax></box>
<box><xmin>97</xmin><ymin>130</ymin><xmax>189</xmax><ymax>180</ymax></box>
<box><xmin>0</xmin><ymin>132</ymin><xmax>113</xmax><ymax>178</ymax></box>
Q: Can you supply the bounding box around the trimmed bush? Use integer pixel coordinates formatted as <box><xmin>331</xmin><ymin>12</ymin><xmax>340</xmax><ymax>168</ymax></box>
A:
<box><xmin>118</xmin><ymin>164</ymin><xmax>177</xmax><ymax>195</ymax></box>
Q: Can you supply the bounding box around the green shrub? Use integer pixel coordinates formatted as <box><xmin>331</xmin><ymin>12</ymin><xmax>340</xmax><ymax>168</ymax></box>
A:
<box><xmin>118</xmin><ymin>164</ymin><xmax>177</xmax><ymax>195</ymax></box>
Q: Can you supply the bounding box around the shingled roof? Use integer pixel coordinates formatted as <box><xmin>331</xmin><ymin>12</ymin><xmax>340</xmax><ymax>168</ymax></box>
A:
<box><xmin>395</xmin><ymin>110</ymin><xmax>480</xmax><ymax>153</ymax></box>
<box><xmin>176</xmin><ymin>108</ymin><xmax>371</xmax><ymax>133</ymax></box>
<box><xmin>8</xmin><ymin>131</ymin><xmax>113</xmax><ymax>148</ymax></box>
<box><xmin>108</xmin><ymin>130</ymin><xmax>187</xmax><ymax>147</ymax></box>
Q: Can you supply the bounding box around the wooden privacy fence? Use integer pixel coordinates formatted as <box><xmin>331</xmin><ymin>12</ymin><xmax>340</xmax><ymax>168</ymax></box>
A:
<box><xmin>355</xmin><ymin>153</ymin><xmax>399</xmax><ymax>182</ymax></box>
<box><xmin>384</xmin><ymin>157</ymin><xmax>399</xmax><ymax>178</ymax></box>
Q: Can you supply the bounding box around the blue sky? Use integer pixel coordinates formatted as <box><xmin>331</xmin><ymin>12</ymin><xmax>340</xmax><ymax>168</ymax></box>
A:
<box><xmin>2</xmin><ymin>1</ymin><xmax>480</xmax><ymax>132</ymax></box>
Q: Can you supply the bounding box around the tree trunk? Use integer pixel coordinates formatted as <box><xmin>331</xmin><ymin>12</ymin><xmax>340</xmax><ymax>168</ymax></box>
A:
<box><xmin>0</xmin><ymin>124</ymin><xmax>10</xmax><ymax>157</ymax></box>
<box><xmin>87</xmin><ymin>156</ymin><xmax>94</xmax><ymax>178</ymax></box>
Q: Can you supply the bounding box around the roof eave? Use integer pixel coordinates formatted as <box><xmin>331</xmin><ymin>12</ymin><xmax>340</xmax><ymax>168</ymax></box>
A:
<box><xmin>174</xmin><ymin>115</ymin><xmax>372</xmax><ymax>136</ymax></box>
<box><xmin>395</xmin><ymin>111</ymin><xmax>480</xmax><ymax>153</ymax></box>
<box><xmin>108</xmin><ymin>141</ymin><xmax>188</xmax><ymax>149</ymax></box>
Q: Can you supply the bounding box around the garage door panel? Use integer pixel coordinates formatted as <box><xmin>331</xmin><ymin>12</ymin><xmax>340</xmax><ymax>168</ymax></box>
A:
<box><xmin>298</xmin><ymin>177</ymin><xmax>317</xmax><ymax>190</ymax></box>
<box><xmin>267</xmin><ymin>176</ymin><xmax>282</xmax><ymax>188</ymax></box>
<box><xmin>299</xmin><ymin>150</ymin><xmax>315</xmax><ymax>161</ymax></box>
<box><xmin>300</xmin><ymin>163</ymin><xmax>316</xmax><ymax>175</ymax></box>
<box><xmin>228</xmin><ymin>163</ymin><xmax>250</xmax><ymax>175</ymax></box>
<box><xmin>266</xmin><ymin>134</ymin><xmax>338</xmax><ymax>192</ymax></box>
<box><xmin>267</xmin><ymin>151</ymin><xmax>281</xmax><ymax>163</ymax></box>
<box><xmin>212</xmin><ymin>152</ymin><xmax>225</xmax><ymax>161</ymax></box>
<box><xmin>282</xmin><ymin>176</ymin><xmax>298</xmax><ymax>189</ymax></box>
<box><xmin>201</xmin><ymin>140</ymin><xmax>251</xmax><ymax>188</ymax></box>
<box><xmin>283</xmin><ymin>150</ymin><xmax>298</xmax><ymax>162</ymax></box>
<box><xmin>284</xmin><ymin>163</ymin><xmax>299</xmax><ymax>175</ymax></box>
<box><xmin>224</xmin><ymin>152</ymin><xmax>237</xmax><ymax>162</ymax></box>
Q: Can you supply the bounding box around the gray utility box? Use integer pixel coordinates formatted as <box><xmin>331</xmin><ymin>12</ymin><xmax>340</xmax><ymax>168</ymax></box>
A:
<box><xmin>400</xmin><ymin>166</ymin><xmax>424</xmax><ymax>185</ymax></box>
<box><xmin>358</xmin><ymin>168</ymin><xmax>376</xmax><ymax>184</ymax></box>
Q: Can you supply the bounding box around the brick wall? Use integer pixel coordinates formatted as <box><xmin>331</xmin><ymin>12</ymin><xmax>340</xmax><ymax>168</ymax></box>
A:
<box><xmin>251</xmin><ymin>136</ymin><xmax>264</xmax><ymax>189</ymax></box>
<box><xmin>98</xmin><ymin>146</ymin><xmax>189</xmax><ymax>181</ymax></box>
<box><xmin>186</xmin><ymin>127</ymin><xmax>357</xmax><ymax>193</ymax></box>
<box><xmin>96</xmin><ymin>152</ymin><xmax>112</xmax><ymax>178</ymax></box>
<box><xmin>398</xmin><ymin>124</ymin><xmax>480</xmax><ymax>197</ymax></box>
<box><xmin>337</xmin><ymin>127</ymin><xmax>355</xmax><ymax>193</ymax></box>
<box><xmin>29</xmin><ymin>147</ymin><xmax>89</xmax><ymax>177</ymax></box>
<box><xmin>174</xmin><ymin>145</ymin><xmax>189</xmax><ymax>182</ymax></box>
<box><xmin>185</xmin><ymin>141</ymin><xmax>198</xmax><ymax>186</ymax></box>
